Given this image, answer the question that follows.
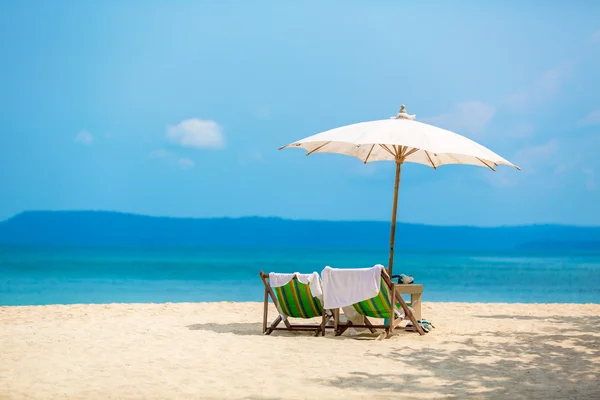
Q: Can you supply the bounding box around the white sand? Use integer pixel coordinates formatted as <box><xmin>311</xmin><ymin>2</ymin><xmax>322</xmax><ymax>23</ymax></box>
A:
<box><xmin>1</xmin><ymin>302</ymin><xmax>599</xmax><ymax>399</ymax></box>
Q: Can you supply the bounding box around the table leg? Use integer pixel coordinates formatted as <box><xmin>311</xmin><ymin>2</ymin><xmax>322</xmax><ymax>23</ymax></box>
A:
<box><xmin>411</xmin><ymin>293</ymin><xmax>422</xmax><ymax>320</ymax></box>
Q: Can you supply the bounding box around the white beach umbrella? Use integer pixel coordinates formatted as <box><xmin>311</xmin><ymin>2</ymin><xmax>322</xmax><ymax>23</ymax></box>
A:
<box><xmin>279</xmin><ymin>105</ymin><xmax>520</xmax><ymax>276</ymax></box>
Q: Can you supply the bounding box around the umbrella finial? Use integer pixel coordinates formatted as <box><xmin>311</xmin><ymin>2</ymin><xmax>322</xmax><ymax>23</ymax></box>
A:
<box><xmin>393</xmin><ymin>105</ymin><xmax>416</xmax><ymax>120</ymax></box>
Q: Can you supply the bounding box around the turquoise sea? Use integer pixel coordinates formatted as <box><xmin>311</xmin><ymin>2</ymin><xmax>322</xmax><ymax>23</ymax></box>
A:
<box><xmin>1</xmin><ymin>245</ymin><xmax>599</xmax><ymax>305</ymax></box>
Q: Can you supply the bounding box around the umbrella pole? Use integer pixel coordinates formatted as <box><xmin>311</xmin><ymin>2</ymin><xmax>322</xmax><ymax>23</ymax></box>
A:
<box><xmin>387</xmin><ymin>161</ymin><xmax>402</xmax><ymax>277</ymax></box>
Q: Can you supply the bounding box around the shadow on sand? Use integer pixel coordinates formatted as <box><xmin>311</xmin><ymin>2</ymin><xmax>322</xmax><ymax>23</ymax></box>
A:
<box><xmin>186</xmin><ymin>315</ymin><xmax>599</xmax><ymax>398</ymax></box>
<box><xmin>186</xmin><ymin>322</ymin><xmax>265</xmax><ymax>336</ymax></box>
<box><xmin>186</xmin><ymin>322</ymin><xmax>334</xmax><ymax>337</ymax></box>
<box><xmin>319</xmin><ymin>314</ymin><xmax>600</xmax><ymax>399</ymax></box>
<box><xmin>186</xmin><ymin>321</ymin><xmax>386</xmax><ymax>339</ymax></box>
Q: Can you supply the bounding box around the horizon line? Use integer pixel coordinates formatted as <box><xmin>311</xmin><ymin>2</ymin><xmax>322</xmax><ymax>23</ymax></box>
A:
<box><xmin>2</xmin><ymin>209</ymin><xmax>600</xmax><ymax>229</ymax></box>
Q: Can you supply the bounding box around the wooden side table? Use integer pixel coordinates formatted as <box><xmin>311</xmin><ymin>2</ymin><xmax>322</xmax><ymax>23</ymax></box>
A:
<box><xmin>395</xmin><ymin>284</ymin><xmax>423</xmax><ymax>320</ymax></box>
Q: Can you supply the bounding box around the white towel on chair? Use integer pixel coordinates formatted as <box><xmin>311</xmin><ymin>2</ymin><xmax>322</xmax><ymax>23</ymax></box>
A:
<box><xmin>268</xmin><ymin>272</ymin><xmax>323</xmax><ymax>301</ymax></box>
<box><xmin>321</xmin><ymin>265</ymin><xmax>384</xmax><ymax>309</ymax></box>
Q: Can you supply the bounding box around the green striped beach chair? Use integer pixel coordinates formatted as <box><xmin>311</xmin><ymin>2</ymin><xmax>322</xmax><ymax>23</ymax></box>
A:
<box><xmin>259</xmin><ymin>271</ymin><xmax>333</xmax><ymax>336</ymax></box>
<box><xmin>333</xmin><ymin>269</ymin><xmax>425</xmax><ymax>338</ymax></box>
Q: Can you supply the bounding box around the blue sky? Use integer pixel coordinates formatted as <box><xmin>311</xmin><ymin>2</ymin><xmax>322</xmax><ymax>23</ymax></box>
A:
<box><xmin>1</xmin><ymin>1</ymin><xmax>599</xmax><ymax>226</ymax></box>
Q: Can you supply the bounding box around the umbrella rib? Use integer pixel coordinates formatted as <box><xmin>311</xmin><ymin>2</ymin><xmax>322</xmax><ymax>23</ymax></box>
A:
<box><xmin>492</xmin><ymin>160</ymin><xmax>521</xmax><ymax>171</ymax></box>
<box><xmin>363</xmin><ymin>144</ymin><xmax>376</xmax><ymax>164</ymax></box>
<box><xmin>476</xmin><ymin>157</ymin><xmax>496</xmax><ymax>171</ymax></box>
<box><xmin>397</xmin><ymin>145</ymin><xmax>407</xmax><ymax>158</ymax></box>
<box><xmin>404</xmin><ymin>147</ymin><xmax>419</xmax><ymax>158</ymax></box>
<box><xmin>424</xmin><ymin>151</ymin><xmax>437</xmax><ymax>170</ymax></box>
<box><xmin>379</xmin><ymin>144</ymin><xmax>395</xmax><ymax>157</ymax></box>
<box><xmin>395</xmin><ymin>145</ymin><xmax>408</xmax><ymax>162</ymax></box>
<box><xmin>447</xmin><ymin>154</ymin><xmax>459</xmax><ymax>163</ymax></box>
<box><xmin>305</xmin><ymin>141</ymin><xmax>331</xmax><ymax>156</ymax></box>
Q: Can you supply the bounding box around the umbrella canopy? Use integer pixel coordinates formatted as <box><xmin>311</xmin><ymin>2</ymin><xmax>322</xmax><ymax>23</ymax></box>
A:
<box><xmin>280</xmin><ymin>105</ymin><xmax>519</xmax><ymax>170</ymax></box>
<box><xmin>279</xmin><ymin>105</ymin><xmax>520</xmax><ymax>276</ymax></box>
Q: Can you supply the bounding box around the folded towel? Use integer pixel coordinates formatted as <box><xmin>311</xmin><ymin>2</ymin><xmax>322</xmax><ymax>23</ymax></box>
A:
<box><xmin>321</xmin><ymin>264</ymin><xmax>384</xmax><ymax>309</ymax></box>
<box><xmin>268</xmin><ymin>272</ymin><xmax>323</xmax><ymax>301</ymax></box>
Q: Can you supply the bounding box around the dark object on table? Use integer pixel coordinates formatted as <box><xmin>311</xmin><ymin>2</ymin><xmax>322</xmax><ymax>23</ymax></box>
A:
<box><xmin>391</xmin><ymin>274</ymin><xmax>414</xmax><ymax>284</ymax></box>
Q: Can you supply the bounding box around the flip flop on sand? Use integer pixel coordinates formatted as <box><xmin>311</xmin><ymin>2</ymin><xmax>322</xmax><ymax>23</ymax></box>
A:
<box><xmin>406</xmin><ymin>319</ymin><xmax>434</xmax><ymax>333</ymax></box>
<box><xmin>406</xmin><ymin>322</ymin><xmax>429</xmax><ymax>333</ymax></box>
<box><xmin>418</xmin><ymin>319</ymin><xmax>435</xmax><ymax>329</ymax></box>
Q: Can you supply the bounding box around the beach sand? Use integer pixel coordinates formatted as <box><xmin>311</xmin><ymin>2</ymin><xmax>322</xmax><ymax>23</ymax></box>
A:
<box><xmin>1</xmin><ymin>302</ymin><xmax>599</xmax><ymax>399</ymax></box>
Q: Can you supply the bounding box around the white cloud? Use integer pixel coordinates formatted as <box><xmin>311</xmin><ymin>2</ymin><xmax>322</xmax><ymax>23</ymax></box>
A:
<box><xmin>74</xmin><ymin>130</ymin><xmax>94</xmax><ymax>145</ymax></box>
<box><xmin>553</xmin><ymin>163</ymin><xmax>569</xmax><ymax>175</ymax></box>
<box><xmin>583</xmin><ymin>169</ymin><xmax>597</xmax><ymax>191</ymax></box>
<box><xmin>504</xmin><ymin>63</ymin><xmax>574</xmax><ymax>111</ymax></box>
<box><xmin>484</xmin><ymin>133</ymin><xmax>600</xmax><ymax>192</ymax></box>
<box><xmin>148</xmin><ymin>149</ymin><xmax>195</xmax><ymax>170</ymax></box>
<box><xmin>483</xmin><ymin>139</ymin><xmax>559</xmax><ymax>188</ymax></box>
<box><xmin>422</xmin><ymin>101</ymin><xmax>495</xmax><ymax>136</ymax></box>
<box><xmin>538</xmin><ymin>65</ymin><xmax>569</xmax><ymax>94</ymax></box>
<box><xmin>485</xmin><ymin>169</ymin><xmax>517</xmax><ymax>188</ymax></box>
<box><xmin>506</xmin><ymin>123</ymin><xmax>535</xmax><ymax>138</ymax></box>
<box><xmin>148</xmin><ymin>149</ymin><xmax>172</xmax><ymax>159</ymax></box>
<box><xmin>238</xmin><ymin>151</ymin><xmax>264</xmax><ymax>166</ymax></box>
<box><xmin>166</xmin><ymin>119</ymin><xmax>224</xmax><ymax>149</ymax></box>
<box><xmin>504</xmin><ymin>91</ymin><xmax>529</xmax><ymax>111</ymax></box>
<box><xmin>578</xmin><ymin>110</ymin><xmax>600</xmax><ymax>126</ymax></box>
<box><xmin>178</xmin><ymin>158</ymin><xmax>195</xmax><ymax>170</ymax></box>
<box><xmin>512</xmin><ymin>139</ymin><xmax>559</xmax><ymax>174</ymax></box>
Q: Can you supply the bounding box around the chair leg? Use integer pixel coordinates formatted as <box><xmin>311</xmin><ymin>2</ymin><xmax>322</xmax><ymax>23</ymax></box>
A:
<box><xmin>378</xmin><ymin>328</ymin><xmax>389</xmax><ymax>340</ymax></box>
<box><xmin>262</xmin><ymin>287</ymin><xmax>268</xmax><ymax>334</ymax></box>
<box><xmin>337</xmin><ymin>320</ymin><xmax>352</xmax><ymax>336</ymax></box>
<box><xmin>259</xmin><ymin>271</ymin><xmax>292</xmax><ymax>329</ymax></box>
<box><xmin>363</xmin><ymin>316</ymin><xmax>377</xmax><ymax>334</ymax></box>
<box><xmin>320</xmin><ymin>310</ymin><xmax>330</xmax><ymax>336</ymax></box>
<box><xmin>389</xmin><ymin>282</ymin><xmax>396</xmax><ymax>338</ymax></box>
<box><xmin>394</xmin><ymin>290</ymin><xmax>424</xmax><ymax>335</ymax></box>
<box><xmin>265</xmin><ymin>315</ymin><xmax>282</xmax><ymax>335</ymax></box>
<box><xmin>334</xmin><ymin>309</ymin><xmax>343</xmax><ymax>336</ymax></box>
<box><xmin>384</xmin><ymin>271</ymin><xmax>424</xmax><ymax>336</ymax></box>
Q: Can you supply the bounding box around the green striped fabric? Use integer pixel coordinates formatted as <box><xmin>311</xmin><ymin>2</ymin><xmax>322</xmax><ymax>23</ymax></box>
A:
<box><xmin>352</xmin><ymin>278</ymin><xmax>411</xmax><ymax>319</ymax></box>
<box><xmin>273</xmin><ymin>278</ymin><xmax>324</xmax><ymax>318</ymax></box>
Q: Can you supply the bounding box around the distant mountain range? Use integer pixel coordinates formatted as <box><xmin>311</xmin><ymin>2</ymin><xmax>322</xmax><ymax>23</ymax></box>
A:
<box><xmin>0</xmin><ymin>211</ymin><xmax>599</xmax><ymax>251</ymax></box>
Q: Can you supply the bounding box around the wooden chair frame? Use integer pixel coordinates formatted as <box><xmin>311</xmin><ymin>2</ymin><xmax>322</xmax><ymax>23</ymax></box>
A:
<box><xmin>333</xmin><ymin>269</ymin><xmax>425</xmax><ymax>338</ymax></box>
<box><xmin>259</xmin><ymin>271</ymin><xmax>333</xmax><ymax>337</ymax></box>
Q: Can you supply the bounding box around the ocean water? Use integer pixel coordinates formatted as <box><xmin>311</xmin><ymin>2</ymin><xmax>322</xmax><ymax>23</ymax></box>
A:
<box><xmin>0</xmin><ymin>245</ymin><xmax>599</xmax><ymax>305</ymax></box>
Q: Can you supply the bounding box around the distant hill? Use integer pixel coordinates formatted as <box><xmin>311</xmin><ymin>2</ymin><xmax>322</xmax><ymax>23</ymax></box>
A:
<box><xmin>0</xmin><ymin>211</ymin><xmax>599</xmax><ymax>251</ymax></box>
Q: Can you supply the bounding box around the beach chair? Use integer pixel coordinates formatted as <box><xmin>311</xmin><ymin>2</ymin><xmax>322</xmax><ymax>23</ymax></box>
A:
<box><xmin>329</xmin><ymin>267</ymin><xmax>425</xmax><ymax>338</ymax></box>
<box><xmin>259</xmin><ymin>271</ymin><xmax>333</xmax><ymax>336</ymax></box>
